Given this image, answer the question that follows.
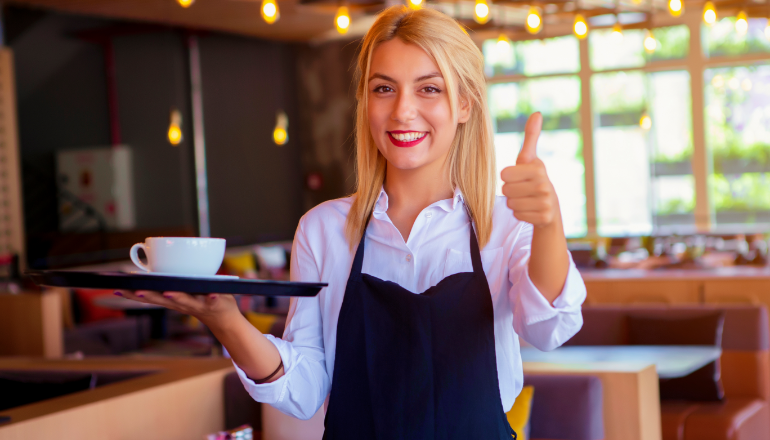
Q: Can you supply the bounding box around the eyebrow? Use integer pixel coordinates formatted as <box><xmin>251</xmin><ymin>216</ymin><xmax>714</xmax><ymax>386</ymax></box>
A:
<box><xmin>369</xmin><ymin>72</ymin><xmax>443</xmax><ymax>83</ymax></box>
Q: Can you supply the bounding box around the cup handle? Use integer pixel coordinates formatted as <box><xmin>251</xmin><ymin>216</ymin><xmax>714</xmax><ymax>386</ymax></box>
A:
<box><xmin>130</xmin><ymin>243</ymin><xmax>150</xmax><ymax>272</ymax></box>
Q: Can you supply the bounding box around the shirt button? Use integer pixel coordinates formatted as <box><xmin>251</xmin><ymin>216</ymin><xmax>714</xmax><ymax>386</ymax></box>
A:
<box><xmin>426</xmin><ymin>212</ymin><xmax>432</xmax><ymax>218</ymax></box>
<box><xmin>406</xmin><ymin>254</ymin><xmax>412</xmax><ymax>262</ymax></box>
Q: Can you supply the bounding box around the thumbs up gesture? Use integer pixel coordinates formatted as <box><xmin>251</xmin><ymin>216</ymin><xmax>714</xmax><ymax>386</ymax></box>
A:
<box><xmin>501</xmin><ymin>112</ymin><xmax>560</xmax><ymax>227</ymax></box>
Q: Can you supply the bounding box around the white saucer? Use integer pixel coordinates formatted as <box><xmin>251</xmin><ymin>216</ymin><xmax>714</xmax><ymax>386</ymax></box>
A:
<box><xmin>130</xmin><ymin>271</ymin><xmax>239</xmax><ymax>280</ymax></box>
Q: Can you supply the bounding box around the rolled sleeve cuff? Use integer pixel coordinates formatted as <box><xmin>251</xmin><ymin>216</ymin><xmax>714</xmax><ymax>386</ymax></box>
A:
<box><xmin>518</xmin><ymin>252</ymin><xmax>587</xmax><ymax>326</ymax></box>
<box><xmin>232</xmin><ymin>334</ymin><xmax>302</xmax><ymax>405</ymax></box>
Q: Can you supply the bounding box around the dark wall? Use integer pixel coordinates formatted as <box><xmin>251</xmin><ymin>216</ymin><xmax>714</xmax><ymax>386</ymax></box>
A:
<box><xmin>199</xmin><ymin>34</ymin><xmax>302</xmax><ymax>245</ymax></box>
<box><xmin>10</xmin><ymin>6</ymin><xmax>304</xmax><ymax>267</ymax></box>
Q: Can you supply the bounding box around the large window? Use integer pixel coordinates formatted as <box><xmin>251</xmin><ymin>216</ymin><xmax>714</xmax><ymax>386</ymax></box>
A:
<box><xmin>483</xmin><ymin>14</ymin><xmax>770</xmax><ymax>236</ymax></box>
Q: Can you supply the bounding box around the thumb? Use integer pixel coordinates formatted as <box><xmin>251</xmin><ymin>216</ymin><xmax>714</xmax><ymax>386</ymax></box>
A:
<box><xmin>517</xmin><ymin>112</ymin><xmax>542</xmax><ymax>164</ymax></box>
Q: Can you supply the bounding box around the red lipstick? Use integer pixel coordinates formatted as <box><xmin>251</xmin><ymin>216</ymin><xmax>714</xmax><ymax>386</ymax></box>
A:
<box><xmin>388</xmin><ymin>131</ymin><xmax>428</xmax><ymax>148</ymax></box>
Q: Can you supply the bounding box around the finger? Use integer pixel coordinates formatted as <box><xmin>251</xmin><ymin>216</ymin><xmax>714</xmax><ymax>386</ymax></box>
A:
<box><xmin>116</xmin><ymin>290</ymin><xmax>151</xmax><ymax>303</ymax></box>
<box><xmin>500</xmin><ymin>160</ymin><xmax>546</xmax><ymax>183</ymax></box>
<box><xmin>506</xmin><ymin>196</ymin><xmax>552</xmax><ymax>213</ymax></box>
<box><xmin>516</xmin><ymin>112</ymin><xmax>543</xmax><ymax>165</ymax></box>
<box><xmin>160</xmin><ymin>291</ymin><xmax>205</xmax><ymax>312</ymax></box>
<box><xmin>502</xmin><ymin>181</ymin><xmax>548</xmax><ymax>199</ymax></box>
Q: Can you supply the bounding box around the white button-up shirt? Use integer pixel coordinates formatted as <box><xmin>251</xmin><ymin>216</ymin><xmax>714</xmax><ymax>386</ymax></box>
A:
<box><xmin>234</xmin><ymin>187</ymin><xmax>586</xmax><ymax>420</ymax></box>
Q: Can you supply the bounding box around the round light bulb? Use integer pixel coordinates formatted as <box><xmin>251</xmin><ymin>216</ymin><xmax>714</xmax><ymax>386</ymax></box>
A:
<box><xmin>335</xmin><ymin>6</ymin><xmax>350</xmax><ymax>34</ymax></box>
<box><xmin>261</xmin><ymin>0</ymin><xmax>280</xmax><ymax>24</ymax></box>
<box><xmin>497</xmin><ymin>33</ymin><xmax>511</xmax><ymax>52</ymax></box>
<box><xmin>168</xmin><ymin>125</ymin><xmax>182</xmax><ymax>145</ymax></box>
<box><xmin>573</xmin><ymin>14</ymin><xmax>588</xmax><ymax>38</ymax></box>
<box><xmin>644</xmin><ymin>30</ymin><xmax>657</xmax><ymax>52</ymax></box>
<box><xmin>409</xmin><ymin>0</ymin><xmax>422</xmax><ymax>8</ymax></box>
<box><xmin>474</xmin><ymin>0</ymin><xmax>490</xmax><ymax>24</ymax></box>
<box><xmin>640</xmin><ymin>114</ymin><xmax>652</xmax><ymax>130</ymax></box>
<box><xmin>526</xmin><ymin>7</ymin><xmax>542</xmax><ymax>34</ymax></box>
<box><xmin>668</xmin><ymin>0</ymin><xmax>683</xmax><ymax>17</ymax></box>
<box><xmin>611</xmin><ymin>22</ymin><xmax>623</xmax><ymax>40</ymax></box>
<box><xmin>703</xmin><ymin>2</ymin><xmax>717</xmax><ymax>25</ymax></box>
<box><xmin>273</xmin><ymin>127</ymin><xmax>288</xmax><ymax>145</ymax></box>
<box><xmin>736</xmin><ymin>11</ymin><xmax>748</xmax><ymax>35</ymax></box>
<box><xmin>766</xmin><ymin>22</ymin><xmax>770</xmax><ymax>40</ymax></box>
<box><xmin>177</xmin><ymin>0</ymin><xmax>194</xmax><ymax>7</ymax></box>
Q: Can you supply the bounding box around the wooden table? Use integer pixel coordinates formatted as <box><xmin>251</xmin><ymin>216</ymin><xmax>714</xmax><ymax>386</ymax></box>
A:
<box><xmin>580</xmin><ymin>266</ymin><xmax>770</xmax><ymax>306</ymax></box>
<box><xmin>0</xmin><ymin>357</ymin><xmax>233</xmax><ymax>440</ymax></box>
<box><xmin>523</xmin><ymin>361</ymin><xmax>661</xmax><ymax>440</ymax></box>
<box><xmin>521</xmin><ymin>345</ymin><xmax>721</xmax><ymax>379</ymax></box>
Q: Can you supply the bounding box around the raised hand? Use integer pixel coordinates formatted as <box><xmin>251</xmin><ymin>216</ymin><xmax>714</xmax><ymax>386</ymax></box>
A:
<box><xmin>500</xmin><ymin>112</ymin><xmax>560</xmax><ymax>227</ymax></box>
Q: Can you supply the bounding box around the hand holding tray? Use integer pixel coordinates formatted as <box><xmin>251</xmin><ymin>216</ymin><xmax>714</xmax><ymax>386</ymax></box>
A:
<box><xmin>26</xmin><ymin>270</ymin><xmax>326</xmax><ymax>297</ymax></box>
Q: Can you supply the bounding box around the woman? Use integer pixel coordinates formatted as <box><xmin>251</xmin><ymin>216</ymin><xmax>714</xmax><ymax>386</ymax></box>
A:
<box><xmin>119</xmin><ymin>6</ymin><xmax>586</xmax><ymax>438</ymax></box>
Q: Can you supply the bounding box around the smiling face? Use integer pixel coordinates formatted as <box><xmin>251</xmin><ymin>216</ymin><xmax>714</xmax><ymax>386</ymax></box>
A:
<box><xmin>367</xmin><ymin>38</ymin><xmax>470</xmax><ymax>173</ymax></box>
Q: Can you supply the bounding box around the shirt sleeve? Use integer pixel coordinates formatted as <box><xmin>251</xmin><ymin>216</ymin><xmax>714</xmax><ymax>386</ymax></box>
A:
<box><xmin>508</xmin><ymin>222</ymin><xmax>586</xmax><ymax>352</ymax></box>
<box><xmin>232</xmin><ymin>219</ymin><xmax>331</xmax><ymax>420</ymax></box>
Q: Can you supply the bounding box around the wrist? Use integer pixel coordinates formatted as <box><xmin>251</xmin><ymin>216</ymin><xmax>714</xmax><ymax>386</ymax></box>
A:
<box><xmin>200</xmin><ymin>309</ymin><xmax>245</xmax><ymax>334</ymax></box>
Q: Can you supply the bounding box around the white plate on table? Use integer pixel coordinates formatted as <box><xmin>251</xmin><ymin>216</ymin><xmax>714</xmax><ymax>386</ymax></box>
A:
<box><xmin>130</xmin><ymin>271</ymin><xmax>239</xmax><ymax>280</ymax></box>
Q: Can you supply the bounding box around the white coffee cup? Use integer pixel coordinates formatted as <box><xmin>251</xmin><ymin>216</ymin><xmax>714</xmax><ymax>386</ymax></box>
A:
<box><xmin>130</xmin><ymin>237</ymin><xmax>226</xmax><ymax>276</ymax></box>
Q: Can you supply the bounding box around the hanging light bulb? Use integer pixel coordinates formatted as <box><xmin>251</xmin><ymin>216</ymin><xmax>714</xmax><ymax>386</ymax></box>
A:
<box><xmin>335</xmin><ymin>6</ymin><xmax>351</xmax><ymax>34</ymax></box>
<box><xmin>573</xmin><ymin>14</ymin><xmax>588</xmax><ymax>38</ymax></box>
<box><xmin>497</xmin><ymin>33</ymin><xmax>511</xmax><ymax>52</ymax></box>
<box><xmin>409</xmin><ymin>0</ymin><xmax>423</xmax><ymax>9</ymax></box>
<box><xmin>177</xmin><ymin>0</ymin><xmax>194</xmax><ymax>7</ymax></box>
<box><xmin>668</xmin><ymin>0</ymin><xmax>683</xmax><ymax>17</ymax></box>
<box><xmin>765</xmin><ymin>20</ymin><xmax>770</xmax><ymax>40</ymax></box>
<box><xmin>168</xmin><ymin>109</ymin><xmax>183</xmax><ymax>146</ymax></box>
<box><xmin>703</xmin><ymin>2</ymin><xmax>717</xmax><ymax>25</ymax></box>
<box><xmin>261</xmin><ymin>0</ymin><xmax>280</xmax><ymax>24</ymax></box>
<box><xmin>611</xmin><ymin>20</ymin><xmax>623</xmax><ymax>40</ymax></box>
<box><xmin>273</xmin><ymin>111</ymin><xmax>289</xmax><ymax>146</ymax></box>
<box><xmin>736</xmin><ymin>11</ymin><xmax>748</xmax><ymax>35</ymax></box>
<box><xmin>640</xmin><ymin>113</ymin><xmax>652</xmax><ymax>130</ymax></box>
<box><xmin>526</xmin><ymin>6</ymin><xmax>543</xmax><ymax>34</ymax></box>
<box><xmin>474</xmin><ymin>0</ymin><xmax>490</xmax><ymax>24</ymax></box>
<box><xmin>644</xmin><ymin>29</ymin><xmax>657</xmax><ymax>52</ymax></box>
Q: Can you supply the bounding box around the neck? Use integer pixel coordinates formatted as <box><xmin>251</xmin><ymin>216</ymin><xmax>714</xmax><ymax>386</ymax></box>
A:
<box><xmin>383</xmin><ymin>161</ymin><xmax>454</xmax><ymax>215</ymax></box>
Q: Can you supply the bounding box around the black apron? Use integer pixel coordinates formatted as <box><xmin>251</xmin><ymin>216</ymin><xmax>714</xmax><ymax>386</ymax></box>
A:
<box><xmin>323</xmin><ymin>214</ymin><xmax>516</xmax><ymax>440</ymax></box>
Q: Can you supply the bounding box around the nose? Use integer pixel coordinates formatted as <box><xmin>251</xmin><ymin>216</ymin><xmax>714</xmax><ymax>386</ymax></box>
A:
<box><xmin>391</xmin><ymin>90</ymin><xmax>417</xmax><ymax>124</ymax></box>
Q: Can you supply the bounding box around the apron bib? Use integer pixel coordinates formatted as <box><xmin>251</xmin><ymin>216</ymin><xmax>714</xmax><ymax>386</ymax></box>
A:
<box><xmin>323</xmin><ymin>216</ymin><xmax>516</xmax><ymax>440</ymax></box>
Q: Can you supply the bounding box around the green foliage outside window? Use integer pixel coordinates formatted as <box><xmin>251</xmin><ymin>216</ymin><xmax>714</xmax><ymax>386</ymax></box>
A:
<box><xmin>649</xmin><ymin>26</ymin><xmax>690</xmax><ymax>62</ymax></box>
<box><xmin>704</xmin><ymin>18</ymin><xmax>770</xmax><ymax>58</ymax></box>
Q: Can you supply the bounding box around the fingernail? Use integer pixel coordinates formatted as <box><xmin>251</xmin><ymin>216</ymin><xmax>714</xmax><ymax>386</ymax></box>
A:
<box><xmin>113</xmin><ymin>291</ymin><xmax>122</xmax><ymax>296</ymax></box>
<box><xmin>163</xmin><ymin>294</ymin><xmax>173</xmax><ymax>299</ymax></box>
<box><xmin>137</xmin><ymin>293</ymin><xmax>145</xmax><ymax>298</ymax></box>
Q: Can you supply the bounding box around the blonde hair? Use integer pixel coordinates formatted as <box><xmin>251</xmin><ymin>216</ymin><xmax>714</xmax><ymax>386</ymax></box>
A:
<box><xmin>345</xmin><ymin>5</ymin><xmax>496</xmax><ymax>249</ymax></box>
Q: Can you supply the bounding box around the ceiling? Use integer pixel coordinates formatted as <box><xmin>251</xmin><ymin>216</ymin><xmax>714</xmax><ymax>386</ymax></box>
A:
<box><xmin>6</xmin><ymin>0</ymin><xmax>363</xmax><ymax>42</ymax></box>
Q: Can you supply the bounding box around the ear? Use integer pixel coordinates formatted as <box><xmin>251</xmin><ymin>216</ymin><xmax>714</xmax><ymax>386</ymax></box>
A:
<box><xmin>457</xmin><ymin>96</ymin><xmax>472</xmax><ymax>124</ymax></box>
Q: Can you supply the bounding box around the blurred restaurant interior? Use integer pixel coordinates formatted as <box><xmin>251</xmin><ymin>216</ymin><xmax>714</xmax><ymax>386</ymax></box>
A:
<box><xmin>1</xmin><ymin>0</ymin><xmax>770</xmax><ymax>438</ymax></box>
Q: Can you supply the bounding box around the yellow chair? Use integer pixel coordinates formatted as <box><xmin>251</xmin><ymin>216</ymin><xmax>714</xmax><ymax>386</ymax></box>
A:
<box><xmin>506</xmin><ymin>385</ymin><xmax>534</xmax><ymax>440</ymax></box>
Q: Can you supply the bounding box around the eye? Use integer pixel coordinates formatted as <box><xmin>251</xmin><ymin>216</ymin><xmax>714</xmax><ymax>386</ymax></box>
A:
<box><xmin>422</xmin><ymin>86</ymin><xmax>442</xmax><ymax>94</ymax></box>
<box><xmin>373</xmin><ymin>85</ymin><xmax>394</xmax><ymax>93</ymax></box>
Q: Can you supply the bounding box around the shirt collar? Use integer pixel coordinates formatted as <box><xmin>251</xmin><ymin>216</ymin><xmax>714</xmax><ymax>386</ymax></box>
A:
<box><xmin>372</xmin><ymin>186</ymin><xmax>464</xmax><ymax>215</ymax></box>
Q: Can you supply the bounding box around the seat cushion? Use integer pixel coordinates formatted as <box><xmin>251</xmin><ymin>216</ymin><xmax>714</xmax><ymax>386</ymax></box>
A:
<box><xmin>661</xmin><ymin>402</ymin><xmax>700</xmax><ymax>440</ymax></box>
<box><xmin>683</xmin><ymin>398</ymin><xmax>770</xmax><ymax>440</ymax></box>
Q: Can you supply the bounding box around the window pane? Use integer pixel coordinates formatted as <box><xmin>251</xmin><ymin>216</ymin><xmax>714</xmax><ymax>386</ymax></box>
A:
<box><xmin>593</xmin><ymin>70</ymin><xmax>694</xmax><ymax>235</ymax></box>
<box><xmin>589</xmin><ymin>26</ymin><xmax>689</xmax><ymax>71</ymax></box>
<box><xmin>483</xmin><ymin>35</ymin><xmax>579</xmax><ymax>78</ymax></box>
<box><xmin>590</xmin><ymin>29</ymin><xmax>646</xmax><ymax>71</ymax></box>
<box><xmin>704</xmin><ymin>18</ymin><xmax>770</xmax><ymax>58</ymax></box>
<box><xmin>705</xmin><ymin>64</ymin><xmax>770</xmax><ymax>229</ymax></box>
<box><xmin>489</xmin><ymin>77</ymin><xmax>586</xmax><ymax>237</ymax></box>
<box><xmin>649</xmin><ymin>25</ymin><xmax>690</xmax><ymax>62</ymax></box>
<box><xmin>649</xmin><ymin>71</ymin><xmax>695</xmax><ymax>232</ymax></box>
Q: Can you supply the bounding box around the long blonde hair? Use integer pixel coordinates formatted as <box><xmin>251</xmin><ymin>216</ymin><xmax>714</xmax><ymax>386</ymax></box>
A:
<box><xmin>345</xmin><ymin>5</ymin><xmax>496</xmax><ymax>249</ymax></box>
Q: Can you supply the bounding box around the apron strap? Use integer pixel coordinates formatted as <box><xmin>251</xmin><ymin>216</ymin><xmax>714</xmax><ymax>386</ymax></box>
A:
<box><xmin>463</xmin><ymin>202</ymin><xmax>484</xmax><ymax>276</ymax></box>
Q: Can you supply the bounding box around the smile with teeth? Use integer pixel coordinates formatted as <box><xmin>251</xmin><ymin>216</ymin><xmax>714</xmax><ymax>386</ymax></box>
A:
<box><xmin>390</xmin><ymin>132</ymin><xmax>427</xmax><ymax>142</ymax></box>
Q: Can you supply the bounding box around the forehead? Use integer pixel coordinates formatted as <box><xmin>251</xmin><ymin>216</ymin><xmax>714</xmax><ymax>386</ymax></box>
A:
<box><xmin>369</xmin><ymin>38</ymin><xmax>442</xmax><ymax>81</ymax></box>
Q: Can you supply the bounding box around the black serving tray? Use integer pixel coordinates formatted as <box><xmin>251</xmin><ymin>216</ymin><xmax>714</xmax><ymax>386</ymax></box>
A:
<box><xmin>26</xmin><ymin>270</ymin><xmax>326</xmax><ymax>297</ymax></box>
